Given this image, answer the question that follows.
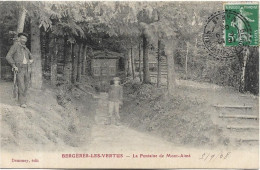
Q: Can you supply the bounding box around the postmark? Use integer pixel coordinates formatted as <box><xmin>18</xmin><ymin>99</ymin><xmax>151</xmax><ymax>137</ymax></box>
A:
<box><xmin>202</xmin><ymin>8</ymin><xmax>256</xmax><ymax>59</ymax></box>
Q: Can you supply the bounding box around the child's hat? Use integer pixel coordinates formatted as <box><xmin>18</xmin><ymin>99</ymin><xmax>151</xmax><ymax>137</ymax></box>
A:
<box><xmin>113</xmin><ymin>77</ymin><xmax>120</xmax><ymax>81</ymax></box>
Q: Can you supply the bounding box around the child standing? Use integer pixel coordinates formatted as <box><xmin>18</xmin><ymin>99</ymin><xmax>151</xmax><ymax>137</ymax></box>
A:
<box><xmin>106</xmin><ymin>77</ymin><xmax>123</xmax><ymax>126</ymax></box>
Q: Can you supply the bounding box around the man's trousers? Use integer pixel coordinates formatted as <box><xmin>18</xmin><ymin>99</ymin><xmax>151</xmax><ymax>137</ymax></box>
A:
<box><xmin>16</xmin><ymin>64</ymin><xmax>30</xmax><ymax>105</ymax></box>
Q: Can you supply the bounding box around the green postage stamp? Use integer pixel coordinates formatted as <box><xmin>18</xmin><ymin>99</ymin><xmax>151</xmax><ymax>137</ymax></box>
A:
<box><xmin>224</xmin><ymin>3</ymin><xmax>259</xmax><ymax>46</ymax></box>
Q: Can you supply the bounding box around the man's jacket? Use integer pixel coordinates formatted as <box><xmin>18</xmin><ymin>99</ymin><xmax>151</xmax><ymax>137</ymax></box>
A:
<box><xmin>6</xmin><ymin>42</ymin><xmax>33</xmax><ymax>67</ymax></box>
<box><xmin>108</xmin><ymin>85</ymin><xmax>123</xmax><ymax>102</ymax></box>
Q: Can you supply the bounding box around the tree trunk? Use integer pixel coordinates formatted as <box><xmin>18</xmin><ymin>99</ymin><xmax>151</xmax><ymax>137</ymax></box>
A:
<box><xmin>143</xmin><ymin>34</ymin><xmax>151</xmax><ymax>83</ymax></box>
<box><xmin>194</xmin><ymin>38</ymin><xmax>198</xmax><ymax>54</ymax></box>
<box><xmin>0</xmin><ymin>38</ymin><xmax>2</xmax><ymax>79</ymax></box>
<box><xmin>41</xmin><ymin>30</ymin><xmax>51</xmax><ymax>75</ymax></box>
<box><xmin>77</xmin><ymin>43</ymin><xmax>82</xmax><ymax>82</ymax></box>
<box><xmin>63</xmin><ymin>37</ymin><xmax>72</xmax><ymax>85</ymax></box>
<box><xmin>71</xmin><ymin>44</ymin><xmax>78</xmax><ymax>84</ymax></box>
<box><xmin>185</xmin><ymin>42</ymin><xmax>189</xmax><ymax>79</ymax></box>
<box><xmin>86</xmin><ymin>47</ymin><xmax>92</xmax><ymax>76</ymax></box>
<box><xmin>244</xmin><ymin>47</ymin><xmax>258</xmax><ymax>94</ymax></box>
<box><xmin>17</xmin><ymin>7</ymin><xmax>27</xmax><ymax>33</ymax></box>
<box><xmin>165</xmin><ymin>39</ymin><xmax>177</xmax><ymax>95</ymax></box>
<box><xmin>127</xmin><ymin>49</ymin><xmax>132</xmax><ymax>77</ymax></box>
<box><xmin>239</xmin><ymin>47</ymin><xmax>249</xmax><ymax>93</ymax></box>
<box><xmin>50</xmin><ymin>36</ymin><xmax>58</xmax><ymax>86</ymax></box>
<box><xmin>30</xmin><ymin>15</ymin><xmax>42</xmax><ymax>89</ymax></box>
<box><xmin>131</xmin><ymin>47</ymin><xmax>135</xmax><ymax>79</ymax></box>
<box><xmin>138</xmin><ymin>42</ymin><xmax>142</xmax><ymax>82</ymax></box>
<box><xmin>124</xmin><ymin>53</ymin><xmax>128</xmax><ymax>76</ymax></box>
<box><xmin>42</xmin><ymin>31</ymin><xmax>49</xmax><ymax>73</ymax></box>
<box><xmin>82</xmin><ymin>44</ymin><xmax>87</xmax><ymax>75</ymax></box>
<box><xmin>40</xmin><ymin>30</ymin><xmax>45</xmax><ymax>72</ymax></box>
<box><xmin>157</xmin><ymin>40</ymin><xmax>161</xmax><ymax>87</ymax></box>
<box><xmin>166</xmin><ymin>54</ymin><xmax>169</xmax><ymax>90</ymax></box>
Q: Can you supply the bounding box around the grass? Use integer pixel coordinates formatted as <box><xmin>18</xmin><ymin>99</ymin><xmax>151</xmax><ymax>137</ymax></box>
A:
<box><xmin>121</xmin><ymin>82</ymin><xmax>225</xmax><ymax>148</ymax></box>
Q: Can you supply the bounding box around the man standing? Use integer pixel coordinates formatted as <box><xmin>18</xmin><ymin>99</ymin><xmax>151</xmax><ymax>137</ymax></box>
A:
<box><xmin>6</xmin><ymin>33</ymin><xmax>33</xmax><ymax>108</ymax></box>
<box><xmin>106</xmin><ymin>77</ymin><xmax>123</xmax><ymax>126</ymax></box>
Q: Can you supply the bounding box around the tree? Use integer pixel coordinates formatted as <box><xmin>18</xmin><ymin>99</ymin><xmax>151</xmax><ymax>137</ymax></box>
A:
<box><xmin>130</xmin><ymin>46</ymin><xmax>135</xmax><ymax>79</ymax></box>
<box><xmin>72</xmin><ymin>43</ymin><xmax>78</xmax><ymax>84</ymax></box>
<box><xmin>137</xmin><ymin>9</ymin><xmax>155</xmax><ymax>84</ymax></box>
<box><xmin>165</xmin><ymin>39</ymin><xmax>177</xmax><ymax>95</ymax></box>
<box><xmin>127</xmin><ymin>49</ymin><xmax>132</xmax><ymax>77</ymax></box>
<box><xmin>185</xmin><ymin>42</ymin><xmax>189</xmax><ymax>79</ymax></box>
<box><xmin>49</xmin><ymin>34</ymin><xmax>58</xmax><ymax>86</ymax></box>
<box><xmin>138</xmin><ymin>19</ymin><xmax>177</xmax><ymax>93</ymax></box>
<box><xmin>17</xmin><ymin>6</ymin><xmax>27</xmax><ymax>33</ymax></box>
<box><xmin>138</xmin><ymin>41</ymin><xmax>142</xmax><ymax>82</ymax></box>
<box><xmin>81</xmin><ymin>44</ymin><xmax>87</xmax><ymax>75</ymax></box>
<box><xmin>137</xmin><ymin>3</ymin><xmax>207</xmax><ymax>93</ymax></box>
<box><xmin>47</xmin><ymin>2</ymin><xmax>88</xmax><ymax>84</ymax></box>
<box><xmin>63</xmin><ymin>36</ymin><xmax>73</xmax><ymax>84</ymax></box>
<box><xmin>157</xmin><ymin>39</ymin><xmax>161</xmax><ymax>87</ymax></box>
<box><xmin>77</xmin><ymin>42</ymin><xmax>83</xmax><ymax>82</ymax></box>
<box><xmin>239</xmin><ymin>47</ymin><xmax>250</xmax><ymax>93</ymax></box>
<box><xmin>142</xmin><ymin>33</ymin><xmax>150</xmax><ymax>83</ymax></box>
<box><xmin>30</xmin><ymin>11</ymin><xmax>43</xmax><ymax>89</ymax></box>
<box><xmin>244</xmin><ymin>47</ymin><xmax>258</xmax><ymax>94</ymax></box>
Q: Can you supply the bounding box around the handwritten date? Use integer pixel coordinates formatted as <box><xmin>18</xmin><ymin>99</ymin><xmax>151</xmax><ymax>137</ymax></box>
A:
<box><xmin>199</xmin><ymin>152</ymin><xmax>231</xmax><ymax>161</ymax></box>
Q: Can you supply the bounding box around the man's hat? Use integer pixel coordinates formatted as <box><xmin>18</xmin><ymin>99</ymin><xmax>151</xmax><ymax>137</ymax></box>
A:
<box><xmin>18</xmin><ymin>32</ymin><xmax>28</xmax><ymax>38</ymax></box>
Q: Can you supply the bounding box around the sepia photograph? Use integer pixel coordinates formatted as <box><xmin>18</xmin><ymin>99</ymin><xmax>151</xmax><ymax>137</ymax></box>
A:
<box><xmin>0</xmin><ymin>1</ymin><xmax>259</xmax><ymax>168</ymax></box>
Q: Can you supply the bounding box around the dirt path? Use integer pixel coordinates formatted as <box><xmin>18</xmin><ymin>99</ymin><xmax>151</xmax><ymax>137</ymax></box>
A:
<box><xmin>85</xmin><ymin>93</ymin><xmax>178</xmax><ymax>153</ymax></box>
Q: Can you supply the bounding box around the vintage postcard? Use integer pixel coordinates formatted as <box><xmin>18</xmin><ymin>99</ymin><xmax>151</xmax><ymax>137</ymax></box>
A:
<box><xmin>0</xmin><ymin>1</ymin><xmax>259</xmax><ymax>168</ymax></box>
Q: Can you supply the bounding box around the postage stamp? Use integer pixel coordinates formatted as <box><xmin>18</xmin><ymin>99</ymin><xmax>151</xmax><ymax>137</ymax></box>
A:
<box><xmin>203</xmin><ymin>3</ymin><xmax>259</xmax><ymax>59</ymax></box>
<box><xmin>224</xmin><ymin>4</ymin><xmax>259</xmax><ymax>46</ymax></box>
